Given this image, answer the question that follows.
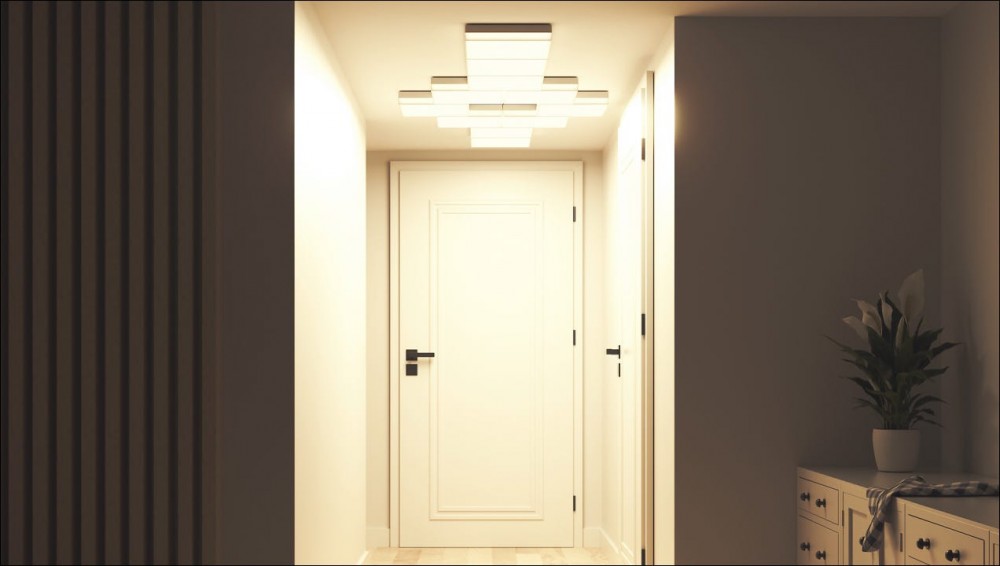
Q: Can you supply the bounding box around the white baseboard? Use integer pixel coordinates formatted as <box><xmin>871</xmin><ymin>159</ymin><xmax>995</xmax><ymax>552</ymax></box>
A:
<box><xmin>599</xmin><ymin>528</ymin><xmax>627</xmax><ymax>564</ymax></box>
<box><xmin>583</xmin><ymin>526</ymin><xmax>604</xmax><ymax>548</ymax></box>
<box><xmin>367</xmin><ymin>526</ymin><xmax>390</xmax><ymax>549</ymax></box>
<box><xmin>355</xmin><ymin>550</ymin><xmax>370</xmax><ymax>565</ymax></box>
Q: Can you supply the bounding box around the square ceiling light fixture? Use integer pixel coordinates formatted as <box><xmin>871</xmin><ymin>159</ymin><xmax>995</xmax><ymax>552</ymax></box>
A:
<box><xmin>398</xmin><ymin>23</ymin><xmax>609</xmax><ymax>148</ymax></box>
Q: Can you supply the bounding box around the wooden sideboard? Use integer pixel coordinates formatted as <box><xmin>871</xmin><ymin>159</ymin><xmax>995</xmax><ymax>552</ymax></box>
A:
<box><xmin>797</xmin><ymin>467</ymin><xmax>1000</xmax><ymax>565</ymax></box>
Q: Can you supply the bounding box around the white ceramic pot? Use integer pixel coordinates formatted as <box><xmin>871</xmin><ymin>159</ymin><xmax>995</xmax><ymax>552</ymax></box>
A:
<box><xmin>872</xmin><ymin>429</ymin><xmax>920</xmax><ymax>472</ymax></box>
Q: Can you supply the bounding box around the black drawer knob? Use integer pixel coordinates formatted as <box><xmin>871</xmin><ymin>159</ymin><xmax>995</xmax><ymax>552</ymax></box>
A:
<box><xmin>916</xmin><ymin>538</ymin><xmax>931</xmax><ymax>550</ymax></box>
<box><xmin>815</xmin><ymin>550</ymin><xmax>827</xmax><ymax>560</ymax></box>
<box><xmin>800</xmin><ymin>492</ymin><xmax>810</xmax><ymax>502</ymax></box>
<box><xmin>800</xmin><ymin>542</ymin><xmax>810</xmax><ymax>551</ymax></box>
<box><xmin>859</xmin><ymin>537</ymin><xmax>865</xmax><ymax>545</ymax></box>
<box><xmin>815</xmin><ymin>498</ymin><xmax>826</xmax><ymax>508</ymax></box>
<box><xmin>945</xmin><ymin>549</ymin><xmax>961</xmax><ymax>562</ymax></box>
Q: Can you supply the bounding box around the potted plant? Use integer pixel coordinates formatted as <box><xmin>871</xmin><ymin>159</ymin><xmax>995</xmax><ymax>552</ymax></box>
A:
<box><xmin>829</xmin><ymin>270</ymin><xmax>958</xmax><ymax>472</ymax></box>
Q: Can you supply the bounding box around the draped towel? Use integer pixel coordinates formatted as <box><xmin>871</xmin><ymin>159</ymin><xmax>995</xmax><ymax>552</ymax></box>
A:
<box><xmin>861</xmin><ymin>475</ymin><xmax>1000</xmax><ymax>552</ymax></box>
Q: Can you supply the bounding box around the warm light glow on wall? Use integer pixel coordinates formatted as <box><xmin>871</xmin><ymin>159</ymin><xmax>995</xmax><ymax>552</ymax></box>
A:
<box><xmin>398</xmin><ymin>23</ymin><xmax>609</xmax><ymax>147</ymax></box>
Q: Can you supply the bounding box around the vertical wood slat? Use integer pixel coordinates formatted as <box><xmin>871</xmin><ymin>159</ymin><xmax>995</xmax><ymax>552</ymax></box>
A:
<box><xmin>79</xmin><ymin>2</ymin><xmax>100</xmax><ymax>564</ymax></box>
<box><xmin>151</xmin><ymin>1</ymin><xmax>172</xmax><ymax>563</ymax></box>
<box><xmin>53</xmin><ymin>5</ymin><xmax>77</xmax><ymax>563</ymax></box>
<box><xmin>5</xmin><ymin>3</ymin><xmax>28</xmax><ymax>563</ymax></box>
<box><xmin>1</xmin><ymin>1</ymin><xmax>9</xmax><ymax>563</ymax></box>
<box><xmin>30</xmin><ymin>2</ymin><xmax>52</xmax><ymax>560</ymax></box>
<box><xmin>102</xmin><ymin>2</ymin><xmax>124</xmax><ymax>564</ymax></box>
<box><xmin>175</xmin><ymin>3</ymin><xmax>195</xmax><ymax>563</ymax></box>
<box><xmin>198</xmin><ymin>4</ymin><xmax>218</xmax><ymax>562</ymax></box>
<box><xmin>127</xmin><ymin>2</ymin><xmax>149</xmax><ymax>562</ymax></box>
<box><xmin>3</xmin><ymin>2</ymin><xmax>216</xmax><ymax>563</ymax></box>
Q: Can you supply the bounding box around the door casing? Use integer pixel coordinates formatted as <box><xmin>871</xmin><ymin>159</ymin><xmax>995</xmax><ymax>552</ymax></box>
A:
<box><xmin>388</xmin><ymin>161</ymin><xmax>585</xmax><ymax>548</ymax></box>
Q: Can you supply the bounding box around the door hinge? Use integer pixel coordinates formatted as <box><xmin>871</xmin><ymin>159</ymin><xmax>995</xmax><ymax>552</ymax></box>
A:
<box><xmin>641</xmin><ymin>548</ymin><xmax>646</xmax><ymax>565</ymax></box>
<box><xmin>573</xmin><ymin>495</ymin><xmax>577</xmax><ymax>512</ymax></box>
<box><xmin>641</xmin><ymin>313</ymin><xmax>646</xmax><ymax>336</ymax></box>
<box><xmin>573</xmin><ymin>329</ymin><xmax>576</xmax><ymax>345</ymax></box>
<box><xmin>641</xmin><ymin>138</ymin><xmax>646</xmax><ymax>161</ymax></box>
<box><xmin>573</xmin><ymin>206</ymin><xmax>577</xmax><ymax>222</ymax></box>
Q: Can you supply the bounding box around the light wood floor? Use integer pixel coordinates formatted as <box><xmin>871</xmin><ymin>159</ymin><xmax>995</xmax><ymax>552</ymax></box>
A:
<box><xmin>364</xmin><ymin>547</ymin><xmax>617</xmax><ymax>565</ymax></box>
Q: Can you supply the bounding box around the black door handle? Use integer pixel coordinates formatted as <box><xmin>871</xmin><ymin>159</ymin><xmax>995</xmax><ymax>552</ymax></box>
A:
<box><xmin>405</xmin><ymin>349</ymin><xmax>436</xmax><ymax>362</ymax></box>
<box><xmin>606</xmin><ymin>346</ymin><xmax>621</xmax><ymax>358</ymax></box>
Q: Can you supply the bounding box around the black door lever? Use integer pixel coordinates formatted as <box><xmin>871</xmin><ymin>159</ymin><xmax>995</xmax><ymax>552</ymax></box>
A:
<box><xmin>405</xmin><ymin>349</ymin><xmax>436</xmax><ymax>362</ymax></box>
<box><xmin>606</xmin><ymin>346</ymin><xmax>621</xmax><ymax>358</ymax></box>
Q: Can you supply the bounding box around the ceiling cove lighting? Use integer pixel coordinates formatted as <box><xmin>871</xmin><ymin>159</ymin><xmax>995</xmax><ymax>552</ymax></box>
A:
<box><xmin>398</xmin><ymin>23</ymin><xmax>609</xmax><ymax>148</ymax></box>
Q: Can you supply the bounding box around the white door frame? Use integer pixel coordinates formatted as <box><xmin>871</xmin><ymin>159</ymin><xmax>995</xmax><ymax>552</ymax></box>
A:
<box><xmin>640</xmin><ymin>70</ymin><xmax>656</xmax><ymax>566</ymax></box>
<box><xmin>388</xmin><ymin>161</ymin><xmax>585</xmax><ymax>548</ymax></box>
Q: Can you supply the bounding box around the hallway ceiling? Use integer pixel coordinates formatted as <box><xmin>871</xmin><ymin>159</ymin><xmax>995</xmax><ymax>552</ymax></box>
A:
<box><xmin>311</xmin><ymin>1</ymin><xmax>957</xmax><ymax>151</ymax></box>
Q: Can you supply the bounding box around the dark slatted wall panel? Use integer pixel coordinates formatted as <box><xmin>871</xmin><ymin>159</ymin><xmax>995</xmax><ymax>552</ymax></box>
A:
<box><xmin>1</xmin><ymin>2</ymin><xmax>217</xmax><ymax>564</ymax></box>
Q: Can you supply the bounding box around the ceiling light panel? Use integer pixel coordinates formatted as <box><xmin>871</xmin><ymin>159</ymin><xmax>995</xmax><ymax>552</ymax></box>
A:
<box><xmin>467</xmin><ymin>75</ymin><xmax>544</xmax><ymax>91</ymax></box>
<box><xmin>470</xmin><ymin>137</ymin><xmax>532</xmax><ymax>148</ymax></box>
<box><xmin>437</xmin><ymin>116</ymin><xmax>568</xmax><ymax>129</ymax></box>
<box><xmin>466</xmin><ymin>40</ymin><xmax>550</xmax><ymax>60</ymax></box>
<box><xmin>399</xmin><ymin>23</ymin><xmax>607</xmax><ymax>147</ymax></box>
<box><xmin>466</xmin><ymin>59</ymin><xmax>548</xmax><ymax>77</ymax></box>
<box><xmin>470</xmin><ymin>127</ymin><xmax>533</xmax><ymax>138</ymax></box>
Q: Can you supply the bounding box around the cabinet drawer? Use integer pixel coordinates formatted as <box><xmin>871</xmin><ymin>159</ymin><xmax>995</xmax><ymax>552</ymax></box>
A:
<box><xmin>798</xmin><ymin>514</ymin><xmax>840</xmax><ymax>565</ymax></box>
<box><xmin>907</xmin><ymin>514</ymin><xmax>985</xmax><ymax>565</ymax></box>
<box><xmin>798</xmin><ymin>477</ymin><xmax>841</xmax><ymax>526</ymax></box>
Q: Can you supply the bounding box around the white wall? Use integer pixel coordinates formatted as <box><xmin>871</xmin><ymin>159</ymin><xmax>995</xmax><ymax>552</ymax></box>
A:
<box><xmin>294</xmin><ymin>3</ymin><xmax>368</xmax><ymax>564</ymax></box>
<box><xmin>600</xmin><ymin>134</ymin><xmax>621</xmax><ymax>556</ymax></box>
<box><xmin>940</xmin><ymin>1</ymin><xmax>1000</xmax><ymax>478</ymax></box>
<box><xmin>649</xmin><ymin>20</ymin><xmax>675</xmax><ymax>566</ymax></box>
<box><xmin>365</xmin><ymin>150</ymin><xmax>606</xmax><ymax>547</ymax></box>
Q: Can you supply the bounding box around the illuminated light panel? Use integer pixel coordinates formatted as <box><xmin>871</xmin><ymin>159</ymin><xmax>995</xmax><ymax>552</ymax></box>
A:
<box><xmin>399</xmin><ymin>23</ymin><xmax>607</xmax><ymax>147</ymax></box>
<box><xmin>535</xmin><ymin>104</ymin><xmax>607</xmax><ymax>117</ymax></box>
<box><xmin>437</xmin><ymin>116</ymin><xmax>567</xmax><ymax>129</ymax></box>
<box><xmin>432</xmin><ymin>89</ymin><xmax>577</xmax><ymax>105</ymax></box>
<box><xmin>470</xmin><ymin>137</ymin><xmax>532</xmax><ymax>148</ymax></box>
<box><xmin>502</xmin><ymin>115</ymin><xmax>567</xmax><ymax>128</ymax></box>
<box><xmin>470</xmin><ymin>127</ymin><xmax>533</xmax><ymax>138</ymax></box>
<box><xmin>467</xmin><ymin>75</ymin><xmax>544</xmax><ymax>91</ymax></box>
<box><xmin>466</xmin><ymin>59</ymin><xmax>547</xmax><ymax>77</ymax></box>
<box><xmin>466</xmin><ymin>40</ymin><xmax>550</xmax><ymax>60</ymax></box>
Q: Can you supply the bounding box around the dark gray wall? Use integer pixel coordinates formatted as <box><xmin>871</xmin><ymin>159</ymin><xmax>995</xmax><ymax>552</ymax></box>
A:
<box><xmin>940</xmin><ymin>0</ymin><xmax>1000</xmax><ymax>478</ymax></box>
<box><xmin>675</xmin><ymin>17</ymin><xmax>942</xmax><ymax>564</ymax></box>
<box><xmin>1</xmin><ymin>1</ymin><xmax>295</xmax><ymax>564</ymax></box>
<box><xmin>214</xmin><ymin>1</ymin><xmax>295</xmax><ymax>564</ymax></box>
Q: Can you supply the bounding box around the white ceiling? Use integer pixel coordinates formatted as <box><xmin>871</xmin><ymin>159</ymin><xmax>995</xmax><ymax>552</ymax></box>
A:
<box><xmin>311</xmin><ymin>1</ymin><xmax>958</xmax><ymax>151</ymax></box>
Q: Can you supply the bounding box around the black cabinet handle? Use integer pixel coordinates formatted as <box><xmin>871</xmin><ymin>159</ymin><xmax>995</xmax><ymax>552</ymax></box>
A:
<box><xmin>916</xmin><ymin>538</ymin><xmax>931</xmax><ymax>550</ymax></box>
<box><xmin>606</xmin><ymin>346</ymin><xmax>621</xmax><ymax>358</ymax></box>
<box><xmin>815</xmin><ymin>498</ymin><xmax>826</xmax><ymax>508</ymax></box>
<box><xmin>945</xmin><ymin>549</ymin><xmax>960</xmax><ymax>562</ymax></box>
<box><xmin>405</xmin><ymin>349</ymin><xmax>436</xmax><ymax>362</ymax></box>
<box><xmin>859</xmin><ymin>537</ymin><xmax>865</xmax><ymax>546</ymax></box>
<box><xmin>799</xmin><ymin>542</ymin><xmax>810</xmax><ymax>551</ymax></box>
<box><xmin>800</xmin><ymin>492</ymin><xmax>810</xmax><ymax>502</ymax></box>
<box><xmin>815</xmin><ymin>550</ymin><xmax>826</xmax><ymax>560</ymax></box>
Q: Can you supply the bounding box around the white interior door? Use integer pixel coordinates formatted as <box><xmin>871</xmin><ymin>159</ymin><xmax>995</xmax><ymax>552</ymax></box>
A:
<box><xmin>396</xmin><ymin>164</ymin><xmax>579</xmax><ymax>547</ymax></box>
<box><xmin>611</xmin><ymin>83</ymin><xmax>647</xmax><ymax>565</ymax></box>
